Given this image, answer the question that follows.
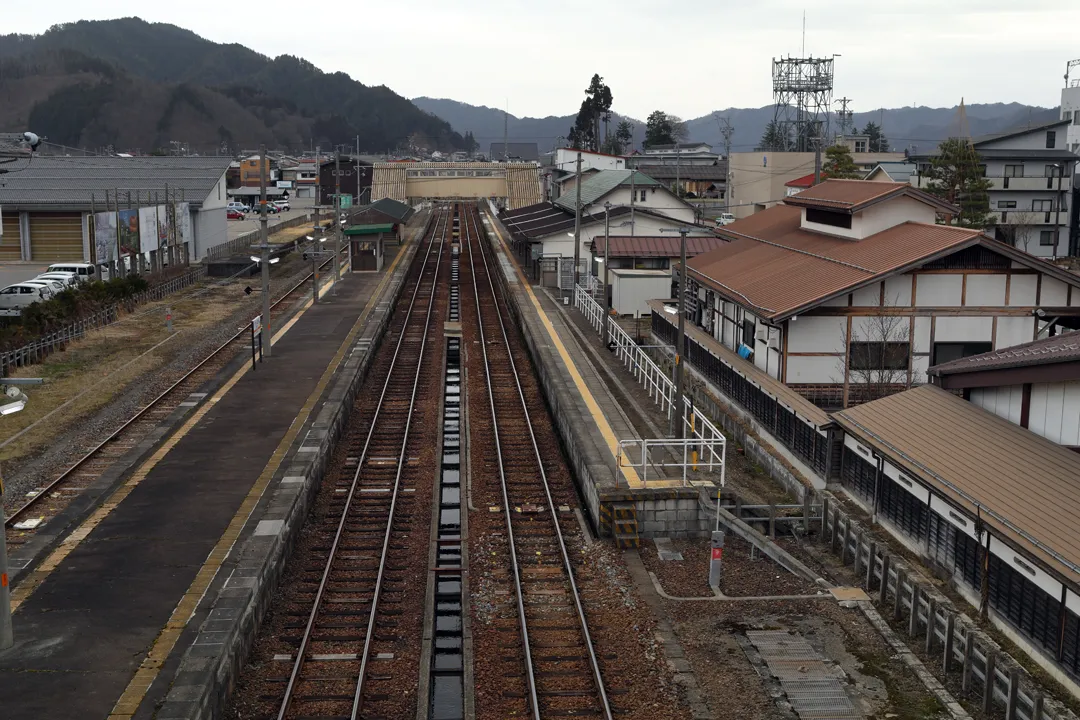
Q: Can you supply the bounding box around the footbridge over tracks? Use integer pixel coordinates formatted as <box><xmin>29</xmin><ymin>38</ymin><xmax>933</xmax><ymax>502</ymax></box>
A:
<box><xmin>371</xmin><ymin>161</ymin><xmax>543</xmax><ymax>210</ymax></box>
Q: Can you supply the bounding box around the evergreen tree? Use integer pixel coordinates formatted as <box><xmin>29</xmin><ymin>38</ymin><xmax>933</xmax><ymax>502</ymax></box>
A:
<box><xmin>646</xmin><ymin>110</ymin><xmax>682</xmax><ymax>146</ymax></box>
<box><xmin>861</xmin><ymin>122</ymin><xmax>890</xmax><ymax>152</ymax></box>
<box><xmin>822</xmin><ymin>145</ymin><xmax>861</xmax><ymax>179</ymax></box>
<box><xmin>923</xmin><ymin>138</ymin><xmax>993</xmax><ymax>228</ymax></box>
<box><xmin>756</xmin><ymin>120</ymin><xmax>786</xmax><ymax>151</ymax></box>
<box><xmin>567</xmin><ymin>74</ymin><xmax>613</xmax><ymax>152</ymax></box>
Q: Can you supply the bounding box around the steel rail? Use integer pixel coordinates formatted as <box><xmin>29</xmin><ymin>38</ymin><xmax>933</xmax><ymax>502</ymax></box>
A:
<box><xmin>275</xmin><ymin>208</ymin><xmax>446</xmax><ymax>720</ymax></box>
<box><xmin>464</xmin><ymin>206</ymin><xmax>615</xmax><ymax>720</ymax></box>
<box><xmin>5</xmin><ymin>255</ymin><xmax>336</xmax><ymax>528</ymax></box>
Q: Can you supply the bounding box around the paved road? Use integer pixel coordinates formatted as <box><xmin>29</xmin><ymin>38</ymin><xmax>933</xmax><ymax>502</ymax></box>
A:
<box><xmin>0</xmin><ymin>262</ymin><xmax>51</xmax><ymax>289</ymax></box>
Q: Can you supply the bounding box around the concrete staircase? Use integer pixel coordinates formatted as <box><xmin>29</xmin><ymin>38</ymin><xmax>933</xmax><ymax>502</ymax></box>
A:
<box><xmin>601</xmin><ymin>501</ymin><xmax>640</xmax><ymax>549</ymax></box>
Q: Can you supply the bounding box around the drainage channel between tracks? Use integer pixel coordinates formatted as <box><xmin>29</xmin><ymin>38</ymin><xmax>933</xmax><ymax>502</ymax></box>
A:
<box><xmin>428</xmin><ymin>210</ymin><xmax>466</xmax><ymax>720</ymax></box>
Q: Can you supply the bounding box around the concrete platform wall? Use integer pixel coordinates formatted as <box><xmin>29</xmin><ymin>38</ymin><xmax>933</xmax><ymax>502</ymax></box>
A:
<box><xmin>155</xmin><ymin>221</ymin><xmax>427</xmax><ymax>720</ymax></box>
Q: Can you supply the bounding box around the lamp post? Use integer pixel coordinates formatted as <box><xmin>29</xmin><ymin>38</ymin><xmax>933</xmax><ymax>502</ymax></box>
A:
<box><xmin>257</xmin><ymin>144</ymin><xmax>272</xmax><ymax>358</ymax></box>
<box><xmin>303</xmin><ymin>235</ymin><xmax>328</xmax><ymax>304</ymax></box>
<box><xmin>0</xmin><ymin>377</ymin><xmax>44</xmax><ymax>650</ymax></box>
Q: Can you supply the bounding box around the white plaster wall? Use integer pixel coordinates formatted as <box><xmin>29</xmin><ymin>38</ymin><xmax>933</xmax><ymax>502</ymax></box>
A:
<box><xmin>915</xmin><ymin>274</ymin><xmax>963</xmax><ymax>306</ymax></box>
<box><xmin>970</xmin><ymin>385</ymin><xmax>1024</xmax><ymax>426</ymax></box>
<box><xmin>821</xmin><ymin>295</ymin><xmax>849</xmax><ymax>307</ymax></box>
<box><xmin>852</xmin><ymin>315</ymin><xmax>910</xmax><ymax>341</ymax></box>
<box><xmin>965</xmin><ymin>275</ymin><xmax>1007</xmax><ymax>306</ymax></box>
<box><xmin>996</xmin><ymin>316</ymin><xmax>1036</xmax><ymax>348</ymax></box>
<box><xmin>852</xmin><ymin>283</ymin><xmax>880</xmax><ymax>307</ymax></box>
<box><xmin>1029</xmin><ymin>381</ymin><xmax>1080</xmax><ymax>446</ymax></box>
<box><xmin>788</xmin><ymin>316</ymin><xmax>846</xmax><ymax>352</ymax></box>
<box><xmin>1009</xmin><ymin>274</ymin><xmax>1038</xmax><ymax>305</ymax></box>
<box><xmin>593</xmin><ymin>187</ymin><xmax>695</xmax><ymax>224</ymax></box>
<box><xmin>913</xmin><ymin>317</ymin><xmax>932</xmax><ymax>354</ymax></box>
<box><xmin>786</xmin><ymin>355</ymin><xmax>841</xmax><ymax>384</ymax></box>
<box><xmin>935</xmin><ymin>316</ymin><xmax>993</xmax><ymax>342</ymax></box>
<box><xmin>885</xmin><ymin>275</ymin><xmax>913</xmax><ymax>306</ymax></box>
<box><xmin>912</xmin><ymin>354</ymin><xmax>930</xmax><ymax>381</ymax></box>
<box><xmin>1042</xmin><ymin>277</ymin><xmax>1069</xmax><ymax>306</ymax></box>
<box><xmin>859</xmin><ymin>196</ymin><xmax>937</xmax><ymax>235</ymax></box>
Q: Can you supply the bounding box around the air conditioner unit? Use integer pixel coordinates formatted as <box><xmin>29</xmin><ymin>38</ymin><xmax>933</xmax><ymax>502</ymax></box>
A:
<box><xmin>768</xmin><ymin>334</ymin><xmax>781</xmax><ymax>349</ymax></box>
<box><xmin>754</xmin><ymin>326</ymin><xmax>768</xmax><ymax>341</ymax></box>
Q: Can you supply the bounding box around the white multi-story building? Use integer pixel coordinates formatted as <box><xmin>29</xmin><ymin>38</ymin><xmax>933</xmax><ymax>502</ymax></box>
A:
<box><xmin>1061</xmin><ymin>65</ymin><xmax>1080</xmax><ymax>154</ymax></box>
<box><xmin>911</xmin><ymin>120</ymin><xmax>1079</xmax><ymax>257</ymax></box>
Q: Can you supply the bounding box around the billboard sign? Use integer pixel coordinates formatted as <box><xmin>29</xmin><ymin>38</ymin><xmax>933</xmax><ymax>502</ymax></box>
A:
<box><xmin>94</xmin><ymin>211</ymin><xmax>117</xmax><ymax>264</ymax></box>
<box><xmin>117</xmin><ymin>209</ymin><xmax>140</xmax><ymax>257</ymax></box>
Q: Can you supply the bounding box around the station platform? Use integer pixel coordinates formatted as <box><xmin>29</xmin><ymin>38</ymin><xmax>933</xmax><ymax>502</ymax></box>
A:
<box><xmin>0</xmin><ymin>239</ymin><xmax>418</xmax><ymax>719</ymax></box>
<box><xmin>480</xmin><ymin>211</ymin><xmax>716</xmax><ymax>540</ymax></box>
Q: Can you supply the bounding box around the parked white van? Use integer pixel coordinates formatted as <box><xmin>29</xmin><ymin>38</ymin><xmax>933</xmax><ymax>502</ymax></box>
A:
<box><xmin>46</xmin><ymin>263</ymin><xmax>101</xmax><ymax>283</ymax></box>
<box><xmin>0</xmin><ymin>283</ymin><xmax>54</xmax><ymax>316</ymax></box>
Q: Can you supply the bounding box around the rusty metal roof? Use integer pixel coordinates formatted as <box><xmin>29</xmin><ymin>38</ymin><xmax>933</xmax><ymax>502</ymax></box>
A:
<box><xmin>592</xmin><ymin>235</ymin><xmax>727</xmax><ymax>258</ymax></box>
<box><xmin>685</xmin><ymin>204</ymin><xmax>985</xmax><ymax>320</ymax></box>
<box><xmin>834</xmin><ymin>385</ymin><xmax>1080</xmax><ymax>586</ymax></box>
<box><xmin>930</xmin><ymin>332</ymin><xmax>1080</xmax><ymax>376</ymax></box>
<box><xmin>784</xmin><ymin>179</ymin><xmax>957</xmax><ymax>214</ymax></box>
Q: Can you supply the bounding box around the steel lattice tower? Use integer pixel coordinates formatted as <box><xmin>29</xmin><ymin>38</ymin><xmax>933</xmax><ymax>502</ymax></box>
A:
<box><xmin>771</xmin><ymin>56</ymin><xmax>835</xmax><ymax>152</ymax></box>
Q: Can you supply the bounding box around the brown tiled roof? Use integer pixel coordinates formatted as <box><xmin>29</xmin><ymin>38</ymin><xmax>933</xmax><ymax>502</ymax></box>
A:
<box><xmin>784</xmin><ymin>179</ymin><xmax>957</xmax><ymax>214</ymax></box>
<box><xmin>834</xmin><ymin>385</ymin><xmax>1080</xmax><ymax>585</ymax></box>
<box><xmin>685</xmin><ymin>204</ymin><xmax>985</xmax><ymax>320</ymax></box>
<box><xmin>592</xmin><ymin>235</ymin><xmax>727</xmax><ymax>258</ymax></box>
<box><xmin>929</xmin><ymin>332</ymin><xmax>1080</xmax><ymax>376</ymax></box>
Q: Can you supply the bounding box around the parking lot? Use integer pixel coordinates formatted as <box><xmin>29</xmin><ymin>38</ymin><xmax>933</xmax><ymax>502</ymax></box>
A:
<box><xmin>226</xmin><ymin>197</ymin><xmax>319</xmax><ymax>240</ymax></box>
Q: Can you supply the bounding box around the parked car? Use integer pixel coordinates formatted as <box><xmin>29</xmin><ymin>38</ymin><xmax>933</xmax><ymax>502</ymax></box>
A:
<box><xmin>0</xmin><ymin>282</ymin><xmax>55</xmax><ymax>315</ymax></box>
<box><xmin>25</xmin><ymin>278</ymin><xmax>65</xmax><ymax>294</ymax></box>
<box><xmin>47</xmin><ymin>262</ymin><xmax>101</xmax><ymax>283</ymax></box>
<box><xmin>714</xmin><ymin>212</ymin><xmax>735</xmax><ymax>227</ymax></box>
<box><xmin>35</xmin><ymin>271</ymin><xmax>80</xmax><ymax>288</ymax></box>
<box><xmin>227</xmin><ymin>201</ymin><xmax>251</xmax><ymax>213</ymax></box>
<box><xmin>227</xmin><ymin>208</ymin><xmax>246</xmax><ymax>220</ymax></box>
<box><xmin>273</xmin><ymin>199</ymin><xmax>291</xmax><ymax>212</ymax></box>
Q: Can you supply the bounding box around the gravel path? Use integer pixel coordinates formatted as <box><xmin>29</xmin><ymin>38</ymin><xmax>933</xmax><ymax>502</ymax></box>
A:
<box><xmin>2</xmin><ymin>261</ymin><xmax>317</xmax><ymax>510</ymax></box>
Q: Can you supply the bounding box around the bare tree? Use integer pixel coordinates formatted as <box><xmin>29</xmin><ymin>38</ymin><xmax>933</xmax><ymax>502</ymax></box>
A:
<box><xmin>836</xmin><ymin>303</ymin><xmax>920</xmax><ymax>406</ymax></box>
<box><xmin>1005</xmin><ymin>210</ymin><xmax>1038</xmax><ymax>254</ymax></box>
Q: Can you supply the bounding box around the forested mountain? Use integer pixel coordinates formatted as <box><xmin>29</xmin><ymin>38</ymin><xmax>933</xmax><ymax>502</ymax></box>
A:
<box><xmin>413</xmin><ymin>97</ymin><xmax>1061</xmax><ymax>156</ymax></box>
<box><xmin>0</xmin><ymin>18</ymin><xmax>467</xmax><ymax>153</ymax></box>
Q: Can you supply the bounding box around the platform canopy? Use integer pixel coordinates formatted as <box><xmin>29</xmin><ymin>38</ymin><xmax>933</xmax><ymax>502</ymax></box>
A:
<box><xmin>344</xmin><ymin>223</ymin><xmax>393</xmax><ymax>235</ymax></box>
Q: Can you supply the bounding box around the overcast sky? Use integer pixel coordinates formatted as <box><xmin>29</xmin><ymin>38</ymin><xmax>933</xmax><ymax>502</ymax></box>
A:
<box><xmin>8</xmin><ymin>1</ymin><xmax>1080</xmax><ymax>120</ymax></box>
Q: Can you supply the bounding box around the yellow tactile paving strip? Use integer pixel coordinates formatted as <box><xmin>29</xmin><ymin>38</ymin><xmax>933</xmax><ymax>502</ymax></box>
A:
<box><xmin>101</xmin><ymin>249</ymin><xmax>409</xmax><ymax>720</ymax></box>
<box><xmin>2</xmin><ymin>247</ymin><xmax>405</xmax><ymax>719</ymax></box>
<box><xmin>482</xmin><ymin>213</ymin><xmax>654</xmax><ymax>490</ymax></box>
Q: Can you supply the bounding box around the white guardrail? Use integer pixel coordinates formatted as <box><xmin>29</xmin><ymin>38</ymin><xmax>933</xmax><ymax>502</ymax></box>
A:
<box><xmin>574</xmin><ymin>284</ymin><xmax>726</xmax><ymax>488</ymax></box>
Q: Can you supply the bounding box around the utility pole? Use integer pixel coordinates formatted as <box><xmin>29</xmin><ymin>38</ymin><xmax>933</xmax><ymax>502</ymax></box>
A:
<box><xmin>675</xmin><ymin>141</ymin><xmax>681</xmax><ymax>203</ymax></box>
<box><xmin>603</xmin><ymin>202</ymin><xmax>611</xmax><ymax>309</ymax></box>
<box><xmin>333</xmin><ymin>151</ymin><xmax>341</xmax><ymax>295</ymax></box>
<box><xmin>835</xmin><ymin>97</ymin><xmax>854</xmax><ymax>139</ymax></box>
<box><xmin>813</xmin><ymin>130</ymin><xmax>822</xmax><ymax>186</ymax></box>
<box><xmin>503</xmin><ymin>100</ymin><xmax>509</xmax><ymax>162</ymax></box>
<box><xmin>720</xmin><ymin>118</ymin><xmax>735</xmax><ymax>213</ymax></box>
<box><xmin>259</xmin><ymin>144</ymin><xmax>271</xmax><ymax>358</ymax></box>
<box><xmin>572</xmin><ymin>152</ymin><xmax>582</xmax><ymax>290</ymax></box>
<box><xmin>629</xmin><ymin>169</ymin><xmax>637</xmax><ymax>236</ymax></box>
<box><xmin>667</xmin><ymin>227</ymin><xmax>689</xmax><ymax>439</ymax></box>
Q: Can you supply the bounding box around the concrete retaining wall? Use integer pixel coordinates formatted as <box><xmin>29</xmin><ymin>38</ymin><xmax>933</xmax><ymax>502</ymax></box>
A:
<box><xmin>154</xmin><ymin>220</ymin><xmax>427</xmax><ymax>720</ymax></box>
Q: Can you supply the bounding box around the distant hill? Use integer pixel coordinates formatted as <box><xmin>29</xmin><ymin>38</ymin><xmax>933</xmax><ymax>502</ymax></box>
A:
<box><xmin>413</xmin><ymin>97</ymin><xmax>1061</xmax><ymax>156</ymax></box>
<box><xmin>0</xmin><ymin>18</ymin><xmax>468</xmax><ymax>153</ymax></box>
<box><xmin>412</xmin><ymin>97</ymin><xmax>646</xmax><ymax>154</ymax></box>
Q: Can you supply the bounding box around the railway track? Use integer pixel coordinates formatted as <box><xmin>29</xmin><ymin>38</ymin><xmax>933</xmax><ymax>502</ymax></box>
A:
<box><xmin>462</xmin><ymin>205</ymin><xmax>615</xmax><ymax>720</ymax></box>
<box><xmin>4</xmin><ymin>255</ymin><xmax>336</xmax><ymax>544</ymax></box>
<box><xmin>268</xmin><ymin>207</ymin><xmax>447</xmax><ymax>720</ymax></box>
